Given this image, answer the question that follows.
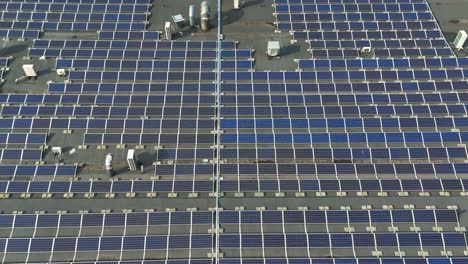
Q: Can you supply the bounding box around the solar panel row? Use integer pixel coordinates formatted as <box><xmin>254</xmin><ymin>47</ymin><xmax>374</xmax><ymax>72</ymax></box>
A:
<box><xmin>34</xmin><ymin>40</ymin><xmax>238</xmax><ymax>49</ymax></box>
<box><xmin>0</xmin><ymin>209</ymin><xmax>455</xmax><ymax>228</ymax></box>
<box><xmin>276</xmin><ymin>21</ymin><xmax>438</xmax><ymax>31</ymax></box>
<box><xmin>310</xmin><ymin>48</ymin><xmax>453</xmax><ymax>58</ymax></box>
<box><xmin>0</xmin><ymin>164</ymin><xmax>77</xmax><ymax>179</ymax></box>
<box><xmin>0</xmin><ymin>179</ymin><xmax>215</xmax><ymax>193</ymax></box>
<box><xmin>306</xmin><ymin>39</ymin><xmax>446</xmax><ymax>49</ymax></box>
<box><xmin>219</xmin><ymin>232</ymin><xmax>466</xmax><ymax>248</ymax></box>
<box><xmin>48</xmin><ymin>80</ymin><xmax>468</xmax><ymax>93</ymax></box>
<box><xmin>158</xmin><ymin>162</ymin><xmax>468</xmax><ymax>177</ymax></box>
<box><xmin>56</xmin><ymin>59</ymin><xmax>253</xmax><ymax>70</ymax></box>
<box><xmin>0</xmin><ymin>93</ymin><xmax>220</xmax><ymax>104</ymax></box>
<box><xmin>218</xmin><ymin>209</ymin><xmax>458</xmax><ymax>223</ymax></box>
<box><xmin>0</xmin><ymin>149</ymin><xmax>42</xmax><ymax>163</ymax></box>
<box><xmin>219</xmin><ymin>132</ymin><xmax>468</xmax><ymax>144</ymax></box>
<box><xmin>158</xmin><ymin>147</ymin><xmax>463</xmax><ymax>160</ymax></box>
<box><xmin>0</xmin><ymin>234</ymin><xmax>213</xmax><ymax>252</ymax></box>
<box><xmin>293</xmin><ymin>29</ymin><xmax>442</xmax><ymax>40</ymax></box>
<box><xmin>274</xmin><ymin>3</ymin><xmax>430</xmax><ymax>13</ymax></box>
<box><xmin>0</xmin><ymin>118</ymin><xmax>215</xmax><ymax>130</ymax></box>
<box><xmin>218</xmin><ymin>147</ymin><xmax>467</xmax><ymax>161</ymax></box>
<box><xmin>76</xmin><ymin>131</ymin><xmax>468</xmax><ymax>145</ymax></box>
<box><xmin>0</xmin><ymin>12</ymin><xmax>148</xmax><ymax>22</ymax></box>
<box><xmin>223</xmin><ymin>93</ymin><xmax>467</xmax><ymax>104</ymax></box>
<box><xmin>0</xmin><ymin>133</ymin><xmax>47</xmax><ymax>145</ymax></box>
<box><xmin>220</xmin><ymin>105</ymin><xmax>468</xmax><ymax>117</ymax></box>
<box><xmin>276</xmin><ymin>11</ymin><xmax>434</xmax><ymax>21</ymax></box>
<box><xmin>4</xmin><ymin>92</ymin><xmax>467</xmax><ymax>105</ymax></box>
<box><xmin>97</xmin><ymin>30</ymin><xmax>160</xmax><ymax>40</ymax></box>
<box><xmin>0</xmin><ymin>29</ymin><xmax>40</xmax><ymax>39</ymax></box>
<box><xmin>29</xmin><ymin>48</ymin><xmax>253</xmax><ymax>59</ymax></box>
<box><xmin>1</xmin><ymin>178</ymin><xmax>467</xmax><ymax>193</ymax></box>
<box><xmin>298</xmin><ymin>58</ymin><xmax>468</xmax><ymax>70</ymax></box>
<box><xmin>0</xmin><ymin>21</ymin><xmax>148</xmax><ymax>31</ymax></box>
<box><xmin>0</xmin><ymin>211</ymin><xmax>213</xmax><ymax>227</ymax></box>
<box><xmin>0</xmin><ymin>107</ymin><xmax>215</xmax><ymax>117</ymax></box>
<box><xmin>62</xmin><ymin>69</ymin><xmax>468</xmax><ymax>82</ymax></box>
<box><xmin>220</xmin><ymin>117</ymin><xmax>468</xmax><ymax>129</ymax></box>
<box><xmin>2</xmin><ymin>105</ymin><xmax>465</xmax><ymax>117</ymax></box>
<box><xmin>0</xmin><ymin>3</ymin><xmax>150</xmax><ymax>13</ymax></box>
<box><xmin>294</xmin><ymin>29</ymin><xmax>442</xmax><ymax>40</ymax></box>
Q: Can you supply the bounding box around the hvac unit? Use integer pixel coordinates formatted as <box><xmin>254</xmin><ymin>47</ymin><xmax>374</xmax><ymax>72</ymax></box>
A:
<box><xmin>165</xmin><ymin>22</ymin><xmax>172</xmax><ymax>40</ymax></box>
<box><xmin>267</xmin><ymin>41</ymin><xmax>281</xmax><ymax>57</ymax></box>
<box><xmin>127</xmin><ymin>149</ymin><xmax>138</xmax><ymax>171</ymax></box>
<box><xmin>454</xmin><ymin>30</ymin><xmax>467</xmax><ymax>51</ymax></box>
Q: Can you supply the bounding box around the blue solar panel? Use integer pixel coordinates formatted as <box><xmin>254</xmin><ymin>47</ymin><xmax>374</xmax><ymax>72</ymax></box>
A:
<box><xmin>217</xmin><ymin>232</ymin><xmax>465</xmax><ymax>249</ymax></box>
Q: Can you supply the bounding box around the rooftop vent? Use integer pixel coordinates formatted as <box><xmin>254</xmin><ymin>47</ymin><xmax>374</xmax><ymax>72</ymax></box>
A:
<box><xmin>454</xmin><ymin>30</ymin><xmax>467</xmax><ymax>51</ymax></box>
<box><xmin>267</xmin><ymin>41</ymin><xmax>281</xmax><ymax>57</ymax></box>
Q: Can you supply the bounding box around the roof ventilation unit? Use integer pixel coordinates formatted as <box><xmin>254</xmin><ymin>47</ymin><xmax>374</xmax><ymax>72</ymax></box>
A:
<box><xmin>15</xmin><ymin>64</ymin><xmax>37</xmax><ymax>83</ymax></box>
<box><xmin>172</xmin><ymin>14</ymin><xmax>185</xmax><ymax>28</ymax></box>
<box><xmin>56</xmin><ymin>69</ymin><xmax>67</xmax><ymax>76</ymax></box>
<box><xmin>361</xmin><ymin>46</ymin><xmax>372</xmax><ymax>53</ymax></box>
<box><xmin>52</xmin><ymin>147</ymin><xmax>62</xmax><ymax>156</ymax></box>
<box><xmin>200</xmin><ymin>1</ymin><xmax>210</xmax><ymax>31</ymax></box>
<box><xmin>454</xmin><ymin>30</ymin><xmax>467</xmax><ymax>51</ymax></box>
<box><xmin>189</xmin><ymin>5</ymin><xmax>196</xmax><ymax>27</ymax></box>
<box><xmin>127</xmin><ymin>149</ymin><xmax>138</xmax><ymax>171</ymax></box>
<box><xmin>233</xmin><ymin>0</ymin><xmax>242</xmax><ymax>9</ymax></box>
<box><xmin>267</xmin><ymin>41</ymin><xmax>281</xmax><ymax>57</ymax></box>
<box><xmin>165</xmin><ymin>22</ymin><xmax>172</xmax><ymax>40</ymax></box>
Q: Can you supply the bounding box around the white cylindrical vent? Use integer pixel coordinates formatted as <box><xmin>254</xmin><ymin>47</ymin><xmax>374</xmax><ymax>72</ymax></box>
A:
<box><xmin>234</xmin><ymin>0</ymin><xmax>241</xmax><ymax>9</ymax></box>
<box><xmin>105</xmin><ymin>153</ymin><xmax>113</xmax><ymax>170</ymax></box>
<box><xmin>189</xmin><ymin>5</ymin><xmax>196</xmax><ymax>27</ymax></box>
<box><xmin>200</xmin><ymin>1</ymin><xmax>210</xmax><ymax>31</ymax></box>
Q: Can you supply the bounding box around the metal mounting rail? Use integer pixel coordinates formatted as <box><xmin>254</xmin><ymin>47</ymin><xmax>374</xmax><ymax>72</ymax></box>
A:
<box><xmin>214</xmin><ymin>0</ymin><xmax>223</xmax><ymax>262</ymax></box>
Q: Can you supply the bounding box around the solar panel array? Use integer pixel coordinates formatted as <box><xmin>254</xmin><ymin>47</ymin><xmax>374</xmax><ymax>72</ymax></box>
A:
<box><xmin>0</xmin><ymin>0</ymin><xmax>151</xmax><ymax>39</ymax></box>
<box><xmin>0</xmin><ymin>0</ymin><xmax>468</xmax><ymax>262</ymax></box>
<box><xmin>0</xmin><ymin>209</ymin><xmax>466</xmax><ymax>262</ymax></box>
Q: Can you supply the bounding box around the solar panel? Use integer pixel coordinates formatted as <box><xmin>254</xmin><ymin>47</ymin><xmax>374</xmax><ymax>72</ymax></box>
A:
<box><xmin>55</xmin><ymin>58</ymin><xmax>252</xmax><ymax>71</ymax></box>
<box><xmin>36</xmin><ymin>40</ymin><xmax>237</xmax><ymax>50</ymax></box>
<box><xmin>1</xmin><ymin>235</ymin><xmax>213</xmax><ymax>253</ymax></box>
<box><xmin>218</xmin><ymin>232</ymin><xmax>464</xmax><ymax>249</ymax></box>
<box><xmin>30</xmin><ymin>48</ymin><xmax>253</xmax><ymax>60</ymax></box>
<box><xmin>0</xmin><ymin>149</ymin><xmax>42</xmax><ymax>163</ymax></box>
<box><xmin>98</xmin><ymin>30</ymin><xmax>160</xmax><ymax>40</ymax></box>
